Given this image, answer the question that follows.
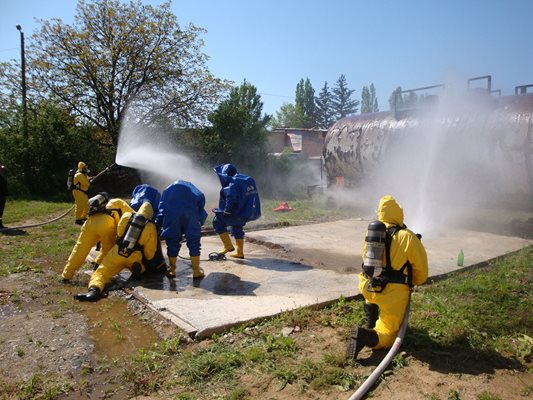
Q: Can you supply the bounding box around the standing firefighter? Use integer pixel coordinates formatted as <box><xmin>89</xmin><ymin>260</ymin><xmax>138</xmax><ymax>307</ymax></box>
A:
<box><xmin>213</xmin><ymin>163</ymin><xmax>261</xmax><ymax>259</ymax></box>
<box><xmin>61</xmin><ymin>193</ymin><xmax>133</xmax><ymax>282</ymax></box>
<box><xmin>347</xmin><ymin>195</ymin><xmax>428</xmax><ymax>360</ymax></box>
<box><xmin>70</xmin><ymin>161</ymin><xmax>92</xmax><ymax>225</ymax></box>
<box><xmin>157</xmin><ymin>180</ymin><xmax>208</xmax><ymax>279</ymax></box>
<box><xmin>74</xmin><ymin>201</ymin><xmax>158</xmax><ymax>302</ymax></box>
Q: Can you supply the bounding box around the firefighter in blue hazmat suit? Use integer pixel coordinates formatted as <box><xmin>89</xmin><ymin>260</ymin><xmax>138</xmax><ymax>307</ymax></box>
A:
<box><xmin>74</xmin><ymin>201</ymin><xmax>159</xmax><ymax>302</ymax></box>
<box><xmin>129</xmin><ymin>184</ymin><xmax>167</xmax><ymax>274</ymax></box>
<box><xmin>347</xmin><ymin>195</ymin><xmax>428</xmax><ymax>360</ymax></box>
<box><xmin>61</xmin><ymin>193</ymin><xmax>133</xmax><ymax>282</ymax></box>
<box><xmin>156</xmin><ymin>180</ymin><xmax>208</xmax><ymax>279</ymax></box>
<box><xmin>213</xmin><ymin>163</ymin><xmax>261</xmax><ymax>259</ymax></box>
<box><xmin>72</xmin><ymin>161</ymin><xmax>92</xmax><ymax>225</ymax></box>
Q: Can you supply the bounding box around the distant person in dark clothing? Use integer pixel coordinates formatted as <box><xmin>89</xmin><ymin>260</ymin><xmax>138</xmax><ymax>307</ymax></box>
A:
<box><xmin>0</xmin><ymin>164</ymin><xmax>7</xmax><ymax>229</ymax></box>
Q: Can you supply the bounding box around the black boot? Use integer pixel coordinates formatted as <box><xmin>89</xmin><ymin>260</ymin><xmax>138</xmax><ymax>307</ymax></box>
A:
<box><xmin>74</xmin><ymin>287</ymin><xmax>101</xmax><ymax>302</ymax></box>
<box><xmin>364</xmin><ymin>302</ymin><xmax>379</xmax><ymax>329</ymax></box>
<box><xmin>346</xmin><ymin>326</ymin><xmax>379</xmax><ymax>361</ymax></box>
<box><xmin>130</xmin><ymin>262</ymin><xmax>142</xmax><ymax>279</ymax></box>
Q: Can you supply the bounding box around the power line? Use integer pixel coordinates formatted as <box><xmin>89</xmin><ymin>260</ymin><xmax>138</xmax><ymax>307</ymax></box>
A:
<box><xmin>259</xmin><ymin>92</ymin><xmax>294</xmax><ymax>99</ymax></box>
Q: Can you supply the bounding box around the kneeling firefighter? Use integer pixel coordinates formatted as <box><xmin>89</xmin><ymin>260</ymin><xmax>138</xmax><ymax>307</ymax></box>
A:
<box><xmin>213</xmin><ymin>163</ymin><xmax>261</xmax><ymax>259</ymax></box>
<box><xmin>156</xmin><ymin>180</ymin><xmax>208</xmax><ymax>279</ymax></box>
<box><xmin>74</xmin><ymin>201</ymin><xmax>158</xmax><ymax>302</ymax></box>
<box><xmin>129</xmin><ymin>184</ymin><xmax>167</xmax><ymax>274</ymax></box>
<box><xmin>70</xmin><ymin>161</ymin><xmax>92</xmax><ymax>225</ymax></box>
<box><xmin>347</xmin><ymin>195</ymin><xmax>428</xmax><ymax>360</ymax></box>
<box><xmin>62</xmin><ymin>193</ymin><xmax>133</xmax><ymax>281</ymax></box>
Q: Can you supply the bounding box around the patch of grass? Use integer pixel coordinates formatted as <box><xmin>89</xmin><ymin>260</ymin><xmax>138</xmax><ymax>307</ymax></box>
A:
<box><xmin>2</xmin><ymin>200</ymin><xmax>72</xmax><ymax>225</ymax></box>
<box><xmin>476</xmin><ymin>391</ymin><xmax>502</xmax><ymax>400</ymax></box>
<box><xmin>178</xmin><ymin>344</ymin><xmax>244</xmax><ymax>384</ymax></box>
<box><xmin>409</xmin><ymin>246</ymin><xmax>533</xmax><ymax>360</ymax></box>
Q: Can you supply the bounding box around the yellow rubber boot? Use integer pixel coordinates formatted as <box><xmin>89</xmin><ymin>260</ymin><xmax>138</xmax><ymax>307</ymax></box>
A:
<box><xmin>230</xmin><ymin>239</ymin><xmax>244</xmax><ymax>259</ymax></box>
<box><xmin>191</xmin><ymin>256</ymin><xmax>205</xmax><ymax>279</ymax></box>
<box><xmin>166</xmin><ymin>256</ymin><xmax>177</xmax><ymax>278</ymax></box>
<box><xmin>217</xmin><ymin>232</ymin><xmax>235</xmax><ymax>255</ymax></box>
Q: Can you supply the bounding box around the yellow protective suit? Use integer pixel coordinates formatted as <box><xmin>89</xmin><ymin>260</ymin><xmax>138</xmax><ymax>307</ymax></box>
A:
<box><xmin>88</xmin><ymin>202</ymin><xmax>158</xmax><ymax>292</ymax></box>
<box><xmin>72</xmin><ymin>161</ymin><xmax>91</xmax><ymax>221</ymax></box>
<box><xmin>61</xmin><ymin>199</ymin><xmax>133</xmax><ymax>280</ymax></box>
<box><xmin>358</xmin><ymin>195</ymin><xmax>428</xmax><ymax>349</ymax></box>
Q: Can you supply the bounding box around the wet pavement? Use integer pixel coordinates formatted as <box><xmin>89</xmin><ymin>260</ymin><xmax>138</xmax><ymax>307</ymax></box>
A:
<box><xmin>91</xmin><ymin>219</ymin><xmax>533</xmax><ymax>339</ymax></box>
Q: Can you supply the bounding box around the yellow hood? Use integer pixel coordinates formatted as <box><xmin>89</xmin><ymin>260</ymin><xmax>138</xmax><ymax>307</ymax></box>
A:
<box><xmin>77</xmin><ymin>161</ymin><xmax>87</xmax><ymax>172</ymax></box>
<box><xmin>138</xmin><ymin>202</ymin><xmax>154</xmax><ymax>220</ymax></box>
<box><xmin>106</xmin><ymin>198</ymin><xmax>134</xmax><ymax>224</ymax></box>
<box><xmin>377</xmin><ymin>195</ymin><xmax>404</xmax><ymax>227</ymax></box>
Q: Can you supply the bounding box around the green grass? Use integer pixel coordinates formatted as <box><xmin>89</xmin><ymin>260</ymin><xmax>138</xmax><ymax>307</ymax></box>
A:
<box><xmin>408</xmin><ymin>246</ymin><xmax>533</xmax><ymax>362</ymax></box>
<box><xmin>2</xmin><ymin>199</ymin><xmax>73</xmax><ymax>225</ymax></box>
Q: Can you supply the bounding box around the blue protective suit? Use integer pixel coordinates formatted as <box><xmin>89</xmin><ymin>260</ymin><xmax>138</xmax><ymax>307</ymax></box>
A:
<box><xmin>157</xmin><ymin>180</ymin><xmax>208</xmax><ymax>258</ymax></box>
<box><xmin>212</xmin><ymin>164</ymin><xmax>261</xmax><ymax>239</ymax></box>
<box><xmin>130</xmin><ymin>184</ymin><xmax>161</xmax><ymax>214</ymax></box>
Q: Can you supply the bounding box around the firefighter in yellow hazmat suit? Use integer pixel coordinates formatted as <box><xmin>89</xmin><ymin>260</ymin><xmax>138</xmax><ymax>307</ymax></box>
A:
<box><xmin>61</xmin><ymin>193</ymin><xmax>133</xmax><ymax>282</ymax></box>
<box><xmin>74</xmin><ymin>201</ymin><xmax>159</xmax><ymax>302</ymax></box>
<box><xmin>72</xmin><ymin>161</ymin><xmax>92</xmax><ymax>225</ymax></box>
<box><xmin>347</xmin><ymin>195</ymin><xmax>428</xmax><ymax>360</ymax></box>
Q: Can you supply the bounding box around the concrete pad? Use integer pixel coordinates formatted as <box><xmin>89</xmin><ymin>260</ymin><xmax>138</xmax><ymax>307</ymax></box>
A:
<box><xmin>93</xmin><ymin>219</ymin><xmax>532</xmax><ymax>339</ymax></box>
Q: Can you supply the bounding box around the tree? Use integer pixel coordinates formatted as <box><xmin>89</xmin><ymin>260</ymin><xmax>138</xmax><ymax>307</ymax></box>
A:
<box><xmin>295</xmin><ymin>78</ymin><xmax>316</xmax><ymax>128</ymax></box>
<box><xmin>201</xmin><ymin>80</ymin><xmax>270</xmax><ymax>174</ymax></box>
<box><xmin>27</xmin><ymin>0</ymin><xmax>228</xmax><ymax>146</ymax></box>
<box><xmin>270</xmin><ymin>103</ymin><xmax>306</xmax><ymax>129</ymax></box>
<box><xmin>315</xmin><ymin>81</ymin><xmax>335</xmax><ymax>129</ymax></box>
<box><xmin>332</xmin><ymin>74</ymin><xmax>359</xmax><ymax>119</ymax></box>
<box><xmin>361</xmin><ymin>83</ymin><xmax>379</xmax><ymax>114</ymax></box>
<box><xmin>388</xmin><ymin>87</ymin><xmax>404</xmax><ymax>111</ymax></box>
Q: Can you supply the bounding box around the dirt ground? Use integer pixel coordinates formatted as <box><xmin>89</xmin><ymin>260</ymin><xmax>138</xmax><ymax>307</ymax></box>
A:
<box><xmin>1</xmin><ymin>265</ymin><xmax>532</xmax><ymax>400</ymax></box>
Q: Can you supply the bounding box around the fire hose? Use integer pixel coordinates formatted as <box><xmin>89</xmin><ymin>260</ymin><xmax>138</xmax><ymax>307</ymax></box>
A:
<box><xmin>0</xmin><ymin>163</ymin><xmax>116</xmax><ymax>232</ymax></box>
<box><xmin>347</xmin><ymin>294</ymin><xmax>411</xmax><ymax>400</ymax></box>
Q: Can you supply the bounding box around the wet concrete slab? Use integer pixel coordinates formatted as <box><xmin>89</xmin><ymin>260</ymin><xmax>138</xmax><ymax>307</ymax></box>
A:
<box><xmin>92</xmin><ymin>219</ymin><xmax>533</xmax><ymax>339</ymax></box>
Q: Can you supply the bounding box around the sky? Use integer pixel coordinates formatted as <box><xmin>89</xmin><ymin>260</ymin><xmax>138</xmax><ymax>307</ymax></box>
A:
<box><xmin>1</xmin><ymin>0</ymin><xmax>532</xmax><ymax>116</ymax></box>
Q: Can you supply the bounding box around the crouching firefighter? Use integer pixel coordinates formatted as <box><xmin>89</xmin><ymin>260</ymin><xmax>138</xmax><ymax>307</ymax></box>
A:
<box><xmin>346</xmin><ymin>195</ymin><xmax>428</xmax><ymax>361</ymax></box>
<box><xmin>129</xmin><ymin>184</ymin><xmax>167</xmax><ymax>274</ymax></box>
<box><xmin>74</xmin><ymin>202</ymin><xmax>158</xmax><ymax>302</ymax></box>
<box><xmin>62</xmin><ymin>193</ymin><xmax>133</xmax><ymax>282</ymax></box>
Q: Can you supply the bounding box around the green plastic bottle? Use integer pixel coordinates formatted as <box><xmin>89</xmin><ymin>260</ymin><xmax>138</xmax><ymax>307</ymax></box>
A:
<box><xmin>457</xmin><ymin>249</ymin><xmax>464</xmax><ymax>267</ymax></box>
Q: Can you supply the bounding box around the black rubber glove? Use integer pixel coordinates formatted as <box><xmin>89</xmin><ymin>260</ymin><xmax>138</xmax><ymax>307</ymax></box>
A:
<box><xmin>74</xmin><ymin>287</ymin><xmax>101</xmax><ymax>302</ymax></box>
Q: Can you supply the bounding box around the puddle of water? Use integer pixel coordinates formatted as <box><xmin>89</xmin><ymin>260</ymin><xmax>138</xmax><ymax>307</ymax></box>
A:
<box><xmin>81</xmin><ymin>295</ymin><xmax>160</xmax><ymax>359</ymax></box>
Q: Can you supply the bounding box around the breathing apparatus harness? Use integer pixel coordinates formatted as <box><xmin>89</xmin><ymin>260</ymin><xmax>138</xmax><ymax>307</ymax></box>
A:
<box><xmin>117</xmin><ymin>213</ymin><xmax>147</xmax><ymax>257</ymax></box>
<box><xmin>362</xmin><ymin>220</ymin><xmax>413</xmax><ymax>293</ymax></box>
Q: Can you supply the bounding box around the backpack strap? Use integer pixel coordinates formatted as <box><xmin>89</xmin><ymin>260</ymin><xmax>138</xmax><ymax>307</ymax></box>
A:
<box><xmin>384</xmin><ymin>225</ymin><xmax>413</xmax><ymax>287</ymax></box>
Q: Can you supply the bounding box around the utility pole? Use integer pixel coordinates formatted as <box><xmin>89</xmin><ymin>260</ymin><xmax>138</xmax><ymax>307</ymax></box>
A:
<box><xmin>16</xmin><ymin>25</ymin><xmax>28</xmax><ymax>139</ymax></box>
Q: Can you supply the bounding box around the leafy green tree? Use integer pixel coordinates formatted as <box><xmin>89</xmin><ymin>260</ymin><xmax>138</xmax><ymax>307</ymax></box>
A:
<box><xmin>315</xmin><ymin>81</ymin><xmax>335</xmax><ymax>129</ymax></box>
<box><xmin>361</xmin><ymin>83</ymin><xmax>379</xmax><ymax>114</ymax></box>
<box><xmin>295</xmin><ymin>78</ymin><xmax>316</xmax><ymax>128</ymax></box>
<box><xmin>388</xmin><ymin>86</ymin><xmax>404</xmax><ymax>111</ymax></box>
<box><xmin>201</xmin><ymin>81</ymin><xmax>270</xmax><ymax>174</ymax></box>
<box><xmin>270</xmin><ymin>103</ymin><xmax>306</xmax><ymax>129</ymax></box>
<box><xmin>0</xmin><ymin>101</ymin><xmax>110</xmax><ymax>196</ymax></box>
<box><xmin>26</xmin><ymin>0</ymin><xmax>228</xmax><ymax>146</ymax></box>
<box><xmin>332</xmin><ymin>74</ymin><xmax>359</xmax><ymax>119</ymax></box>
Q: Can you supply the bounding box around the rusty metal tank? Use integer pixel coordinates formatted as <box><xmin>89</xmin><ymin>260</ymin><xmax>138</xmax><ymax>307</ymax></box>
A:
<box><xmin>323</xmin><ymin>93</ymin><xmax>533</xmax><ymax>197</ymax></box>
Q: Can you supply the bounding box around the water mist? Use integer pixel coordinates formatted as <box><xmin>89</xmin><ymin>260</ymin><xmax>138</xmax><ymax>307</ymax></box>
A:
<box><xmin>115</xmin><ymin>117</ymin><xmax>220</xmax><ymax>206</ymax></box>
